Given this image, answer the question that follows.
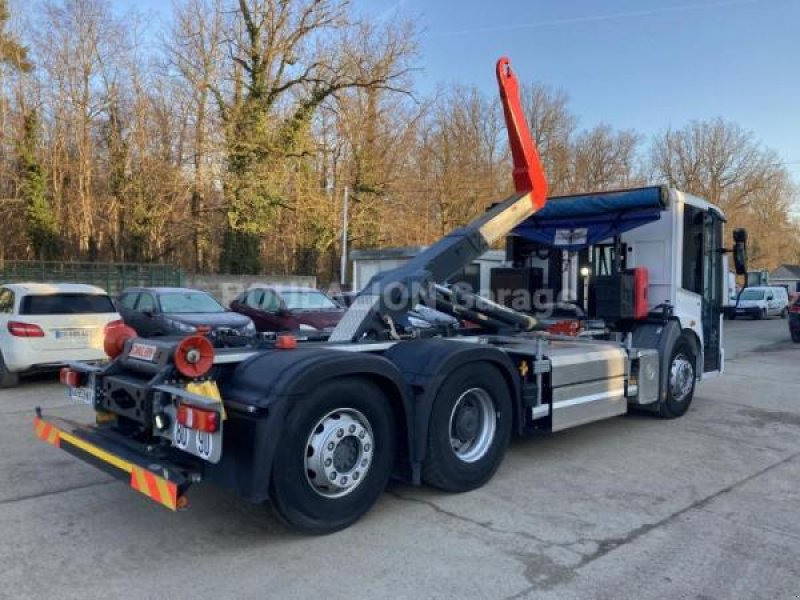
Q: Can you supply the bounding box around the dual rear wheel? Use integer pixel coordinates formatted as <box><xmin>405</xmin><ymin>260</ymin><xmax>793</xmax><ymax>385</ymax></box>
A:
<box><xmin>270</xmin><ymin>364</ymin><xmax>513</xmax><ymax>534</ymax></box>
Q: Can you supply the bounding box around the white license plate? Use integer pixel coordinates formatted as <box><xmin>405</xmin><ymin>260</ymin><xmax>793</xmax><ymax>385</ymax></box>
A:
<box><xmin>129</xmin><ymin>342</ymin><xmax>157</xmax><ymax>361</ymax></box>
<box><xmin>55</xmin><ymin>329</ymin><xmax>89</xmax><ymax>340</ymax></box>
<box><xmin>68</xmin><ymin>386</ymin><xmax>95</xmax><ymax>405</ymax></box>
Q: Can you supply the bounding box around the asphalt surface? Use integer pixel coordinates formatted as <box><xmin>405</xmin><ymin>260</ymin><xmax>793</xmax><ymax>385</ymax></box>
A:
<box><xmin>1</xmin><ymin>317</ymin><xmax>798</xmax><ymax>600</ymax></box>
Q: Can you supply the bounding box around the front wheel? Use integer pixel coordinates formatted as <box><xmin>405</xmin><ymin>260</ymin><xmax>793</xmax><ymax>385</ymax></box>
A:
<box><xmin>269</xmin><ymin>378</ymin><xmax>395</xmax><ymax>534</ymax></box>
<box><xmin>658</xmin><ymin>338</ymin><xmax>696</xmax><ymax>419</ymax></box>
<box><xmin>423</xmin><ymin>363</ymin><xmax>512</xmax><ymax>492</ymax></box>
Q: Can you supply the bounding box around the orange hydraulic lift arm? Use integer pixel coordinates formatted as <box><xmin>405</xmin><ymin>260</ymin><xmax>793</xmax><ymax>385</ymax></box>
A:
<box><xmin>329</xmin><ymin>57</ymin><xmax>549</xmax><ymax>342</ymax></box>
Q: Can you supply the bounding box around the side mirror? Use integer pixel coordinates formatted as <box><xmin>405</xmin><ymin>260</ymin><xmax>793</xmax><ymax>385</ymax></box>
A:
<box><xmin>732</xmin><ymin>228</ymin><xmax>747</xmax><ymax>276</ymax></box>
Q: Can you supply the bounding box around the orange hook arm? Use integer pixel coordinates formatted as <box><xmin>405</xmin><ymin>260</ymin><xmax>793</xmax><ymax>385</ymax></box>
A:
<box><xmin>496</xmin><ymin>57</ymin><xmax>549</xmax><ymax>209</ymax></box>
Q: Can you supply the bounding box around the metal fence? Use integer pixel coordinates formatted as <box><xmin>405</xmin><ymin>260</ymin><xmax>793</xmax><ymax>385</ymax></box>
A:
<box><xmin>0</xmin><ymin>261</ymin><xmax>184</xmax><ymax>295</ymax></box>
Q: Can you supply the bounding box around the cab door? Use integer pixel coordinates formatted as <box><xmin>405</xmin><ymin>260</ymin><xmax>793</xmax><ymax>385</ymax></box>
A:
<box><xmin>701</xmin><ymin>210</ymin><xmax>723</xmax><ymax>372</ymax></box>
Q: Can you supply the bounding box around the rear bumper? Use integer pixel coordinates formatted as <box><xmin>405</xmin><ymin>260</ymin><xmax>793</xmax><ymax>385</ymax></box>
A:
<box><xmin>4</xmin><ymin>342</ymin><xmax>107</xmax><ymax>373</ymax></box>
<box><xmin>33</xmin><ymin>411</ymin><xmax>199</xmax><ymax>511</ymax></box>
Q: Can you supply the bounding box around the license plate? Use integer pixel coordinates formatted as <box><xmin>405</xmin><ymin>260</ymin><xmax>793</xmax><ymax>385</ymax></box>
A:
<box><xmin>68</xmin><ymin>386</ymin><xmax>94</xmax><ymax>405</ymax></box>
<box><xmin>55</xmin><ymin>329</ymin><xmax>89</xmax><ymax>340</ymax></box>
<box><xmin>129</xmin><ymin>342</ymin><xmax>157</xmax><ymax>361</ymax></box>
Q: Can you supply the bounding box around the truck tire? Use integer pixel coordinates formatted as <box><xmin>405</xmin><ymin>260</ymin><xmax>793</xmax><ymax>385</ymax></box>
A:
<box><xmin>422</xmin><ymin>363</ymin><xmax>512</xmax><ymax>492</ymax></box>
<box><xmin>0</xmin><ymin>351</ymin><xmax>19</xmax><ymax>388</ymax></box>
<box><xmin>658</xmin><ymin>338</ymin><xmax>696</xmax><ymax>419</ymax></box>
<box><xmin>269</xmin><ymin>377</ymin><xmax>395</xmax><ymax>534</ymax></box>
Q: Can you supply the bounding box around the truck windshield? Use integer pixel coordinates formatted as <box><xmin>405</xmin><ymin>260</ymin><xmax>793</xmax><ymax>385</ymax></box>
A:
<box><xmin>20</xmin><ymin>293</ymin><xmax>116</xmax><ymax>315</ymax></box>
<box><xmin>159</xmin><ymin>292</ymin><xmax>226</xmax><ymax>314</ymax></box>
<box><xmin>282</xmin><ymin>291</ymin><xmax>339</xmax><ymax>311</ymax></box>
<box><xmin>739</xmin><ymin>289</ymin><xmax>765</xmax><ymax>301</ymax></box>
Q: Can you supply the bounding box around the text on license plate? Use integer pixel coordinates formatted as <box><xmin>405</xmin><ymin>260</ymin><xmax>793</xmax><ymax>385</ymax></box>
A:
<box><xmin>55</xmin><ymin>329</ymin><xmax>89</xmax><ymax>339</ymax></box>
<box><xmin>68</xmin><ymin>386</ymin><xmax>94</xmax><ymax>405</ymax></box>
<box><xmin>129</xmin><ymin>342</ymin><xmax>157</xmax><ymax>361</ymax></box>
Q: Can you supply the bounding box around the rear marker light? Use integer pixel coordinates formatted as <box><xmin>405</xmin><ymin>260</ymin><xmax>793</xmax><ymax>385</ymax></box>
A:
<box><xmin>176</xmin><ymin>404</ymin><xmax>218</xmax><ymax>433</ymax></box>
<box><xmin>275</xmin><ymin>335</ymin><xmax>297</xmax><ymax>350</ymax></box>
<box><xmin>59</xmin><ymin>367</ymin><xmax>84</xmax><ymax>387</ymax></box>
<box><xmin>8</xmin><ymin>321</ymin><xmax>45</xmax><ymax>337</ymax></box>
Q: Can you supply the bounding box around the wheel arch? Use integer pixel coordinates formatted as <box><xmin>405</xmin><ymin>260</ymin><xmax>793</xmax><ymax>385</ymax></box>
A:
<box><xmin>216</xmin><ymin>348</ymin><xmax>414</xmax><ymax>502</ymax></box>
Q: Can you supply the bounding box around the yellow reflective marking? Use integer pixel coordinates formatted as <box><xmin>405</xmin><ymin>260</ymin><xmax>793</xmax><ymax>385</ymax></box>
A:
<box><xmin>59</xmin><ymin>430</ymin><xmax>134</xmax><ymax>474</ymax></box>
<box><xmin>155</xmin><ymin>478</ymin><xmax>175</xmax><ymax>510</ymax></box>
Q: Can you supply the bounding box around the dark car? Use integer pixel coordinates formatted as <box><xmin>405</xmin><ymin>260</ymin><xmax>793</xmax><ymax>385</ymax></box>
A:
<box><xmin>117</xmin><ymin>287</ymin><xmax>255</xmax><ymax>337</ymax></box>
<box><xmin>230</xmin><ymin>286</ymin><xmax>344</xmax><ymax>338</ymax></box>
<box><xmin>790</xmin><ymin>296</ymin><xmax>800</xmax><ymax>343</ymax></box>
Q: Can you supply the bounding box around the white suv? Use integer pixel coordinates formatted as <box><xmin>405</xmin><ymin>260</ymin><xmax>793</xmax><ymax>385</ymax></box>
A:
<box><xmin>0</xmin><ymin>283</ymin><xmax>121</xmax><ymax>387</ymax></box>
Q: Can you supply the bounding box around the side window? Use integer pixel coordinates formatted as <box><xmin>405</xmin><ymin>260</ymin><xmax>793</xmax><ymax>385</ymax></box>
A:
<box><xmin>245</xmin><ymin>289</ymin><xmax>264</xmax><ymax>308</ymax></box>
<box><xmin>681</xmin><ymin>205</ymin><xmax>704</xmax><ymax>294</ymax></box>
<box><xmin>120</xmin><ymin>293</ymin><xmax>139</xmax><ymax>310</ymax></box>
<box><xmin>0</xmin><ymin>289</ymin><xmax>14</xmax><ymax>313</ymax></box>
<box><xmin>137</xmin><ymin>294</ymin><xmax>156</xmax><ymax>312</ymax></box>
<box><xmin>261</xmin><ymin>290</ymin><xmax>281</xmax><ymax>312</ymax></box>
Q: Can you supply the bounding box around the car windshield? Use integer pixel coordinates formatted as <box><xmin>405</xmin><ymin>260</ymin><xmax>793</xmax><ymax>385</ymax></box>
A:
<box><xmin>20</xmin><ymin>293</ymin><xmax>116</xmax><ymax>315</ymax></box>
<box><xmin>740</xmin><ymin>289</ymin><xmax>765</xmax><ymax>301</ymax></box>
<box><xmin>281</xmin><ymin>291</ymin><xmax>338</xmax><ymax>311</ymax></box>
<box><xmin>159</xmin><ymin>292</ymin><xmax>225</xmax><ymax>314</ymax></box>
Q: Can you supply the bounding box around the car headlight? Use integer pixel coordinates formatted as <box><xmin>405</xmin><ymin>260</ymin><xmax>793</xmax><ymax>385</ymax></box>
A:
<box><xmin>166</xmin><ymin>318</ymin><xmax>197</xmax><ymax>333</ymax></box>
<box><xmin>242</xmin><ymin>321</ymin><xmax>256</xmax><ymax>334</ymax></box>
<box><xmin>298</xmin><ymin>323</ymin><xmax>318</xmax><ymax>331</ymax></box>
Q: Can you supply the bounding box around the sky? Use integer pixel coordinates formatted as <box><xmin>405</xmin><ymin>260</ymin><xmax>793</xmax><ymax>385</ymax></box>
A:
<box><xmin>119</xmin><ymin>0</ymin><xmax>800</xmax><ymax>180</ymax></box>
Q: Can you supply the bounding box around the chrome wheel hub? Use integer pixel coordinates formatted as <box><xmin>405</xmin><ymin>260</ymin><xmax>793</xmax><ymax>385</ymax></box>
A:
<box><xmin>305</xmin><ymin>409</ymin><xmax>374</xmax><ymax>498</ymax></box>
<box><xmin>670</xmin><ymin>353</ymin><xmax>694</xmax><ymax>403</ymax></box>
<box><xmin>448</xmin><ymin>388</ymin><xmax>497</xmax><ymax>463</ymax></box>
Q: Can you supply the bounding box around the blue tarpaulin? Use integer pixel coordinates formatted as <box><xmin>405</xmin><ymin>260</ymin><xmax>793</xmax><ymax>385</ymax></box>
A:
<box><xmin>512</xmin><ymin>186</ymin><xmax>667</xmax><ymax>250</ymax></box>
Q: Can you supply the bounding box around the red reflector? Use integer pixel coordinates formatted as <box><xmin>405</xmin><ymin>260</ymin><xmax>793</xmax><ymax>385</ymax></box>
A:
<box><xmin>176</xmin><ymin>404</ymin><xmax>219</xmax><ymax>433</ymax></box>
<box><xmin>275</xmin><ymin>335</ymin><xmax>297</xmax><ymax>349</ymax></box>
<box><xmin>59</xmin><ymin>367</ymin><xmax>83</xmax><ymax>387</ymax></box>
<box><xmin>8</xmin><ymin>321</ymin><xmax>45</xmax><ymax>337</ymax></box>
<box><xmin>196</xmin><ymin>325</ymin><xmax>211</xmax><ymax>335</ymax></box>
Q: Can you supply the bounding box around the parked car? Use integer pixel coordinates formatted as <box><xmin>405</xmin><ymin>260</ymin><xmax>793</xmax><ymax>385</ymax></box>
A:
<box><xmin>732</xmin><ymin>286</ymin><xmax>789</xmax><ymax>320</ymax></box>
<box><xmin>0</xmin><ymin>282</ymin><xmax>121</xmax><ymax>387</ymax></box>
<box><xmin>117</xmin><ymin>287</ymin><xmax>254</xmax><ymax>337</ymax></box>
<box><xmin>231</xmin><ymin>286</ymin><xmax>345</xmax><ymax>338</ymax></box>
<box><xmin>789</xmin><ymin>296</ymin><xmax>800</xmax><ymax>343</ymax></box>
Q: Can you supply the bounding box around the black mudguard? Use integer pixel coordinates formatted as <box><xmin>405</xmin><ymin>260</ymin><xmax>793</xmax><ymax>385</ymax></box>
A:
<box><xmin>383</xmin><ymin>338</ymin><xmax>520</xmax><ymax>484</ymax></box>
<box><xmin>206</xmin><ymin>347</ymin><xmax>413</xmax><ymax>503</ymax></box>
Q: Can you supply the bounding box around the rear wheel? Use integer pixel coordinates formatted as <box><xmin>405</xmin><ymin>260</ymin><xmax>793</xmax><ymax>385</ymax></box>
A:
<box><xmin>270</xmin><ymin>377</ymin><xmax>395</xmax><ymax>534</ymax></box>
<box><xmin>0</xmin><ymin>351</ymin><xmax>19</xmax><ymax>388</ymax></box>
<box><xmin>423</xmin><ymin>363</ymin><xmax>512</xmax><ymax>492</ymax></box>
<box><xmin>658</xmin><ymin>338</ymin><xmax>696</xmax><ymax>419</ymax></box>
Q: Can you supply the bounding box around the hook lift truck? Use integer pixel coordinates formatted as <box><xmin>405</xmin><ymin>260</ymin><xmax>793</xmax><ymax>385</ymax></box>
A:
<box><xmin>34</xmin><ymin>57</ymin><xmax>748</xmax><ymax>534</ymax></box>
